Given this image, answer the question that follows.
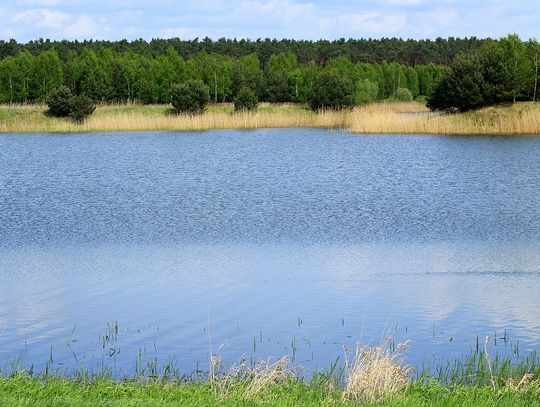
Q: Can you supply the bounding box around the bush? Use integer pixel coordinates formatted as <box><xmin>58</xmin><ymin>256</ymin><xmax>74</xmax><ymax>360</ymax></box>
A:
<box><xmin>308</xmin><ymin>71</ymin><xmax>355</xmax><ymax>111</ymax></box>
<box><xmin>46</xmin><ymin>86</ymin><xmax>74</xmax><ymax>117</ymax></box>
<box><xmin>234</xmin><ymin>87</ymin><xmax>258</xmax><ymax>111</ymax></box>
<box><xmin>171</xmin><ymin>80</ymin><xmax>210</xmax><ymax>114</ymax></box>
<box><xmin>69</xmin><ymin>95</ymin><xmax>96</xmax><ymax>123</ymax></box>
<box><xmin>46</xmin><ymin>86</ymin><xmax>96</xmax><ymax>123</ymax></box>
<box><xmin>394</xmin><ymin>88</ymin><xmax>413</xmax><ymax>102</ymax></box>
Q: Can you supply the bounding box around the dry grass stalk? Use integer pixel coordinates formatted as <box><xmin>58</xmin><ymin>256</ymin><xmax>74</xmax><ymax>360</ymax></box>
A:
<box><xmin>342</xmin><ymin>339</ymin><xmax>413</xmax><ymax>403</ymax></box>
<box><xmin>504</xmin><ymin>374</ymin><xmax>539</xmax><ymax>393</ymax></box>
<box><xmin>210</xmin><ymin>355</ymin><xmax>297</xmax><ymax>398</ymax></box>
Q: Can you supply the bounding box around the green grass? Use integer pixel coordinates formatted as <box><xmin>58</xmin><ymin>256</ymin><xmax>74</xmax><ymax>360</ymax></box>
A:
<box><xmin>1</xmin><ymin>376</ymin><xmax>539</xmax><ymax>407</ymax></box>
<box><xmin>2</xmin><ymin>349</ymin><xmax>539</xmax><ymax>407</ymax></box>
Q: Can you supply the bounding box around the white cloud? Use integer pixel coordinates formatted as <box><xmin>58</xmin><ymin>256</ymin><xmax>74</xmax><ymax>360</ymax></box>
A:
<box><xmin>62</xmin><ymin>15</ymin><xmax>96</xmax><ymax>38</ymax></box>
<box><xmin>12</xmin><ymin>8</ymin><xmax>70</xmax><ymax>29</ymax></box>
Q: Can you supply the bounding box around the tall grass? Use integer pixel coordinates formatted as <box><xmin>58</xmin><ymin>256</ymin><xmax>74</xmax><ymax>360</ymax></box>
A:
<box><xmin>349</xmin><ymin>102</ymin><xmax>540</xmax><ymax>135</ymax></box>
<box><xmin>0</xmin><ymin>103</ymin><xmax>349</xmax><ymax>133</ymax></box>
<box><xmin>342</xmin><ymin>339</ymin><xmax>412</xmax><ymax>403</ymax></box>
<box><xmin>2</xmin><ymin>101</ymin><xmax>540</xmax><ymax>134</ymax></box>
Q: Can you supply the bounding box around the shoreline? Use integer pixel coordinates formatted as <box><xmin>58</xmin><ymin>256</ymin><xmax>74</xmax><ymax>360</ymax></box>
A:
<box><xmin>2</xmin><ymin>346</ymin><xmax>539</xmax><ymax>406</ymax></box>
<box><xmin>1</xmin><ymin>102</ymin><xmax>540</xmax><ymax>135</ymax></box>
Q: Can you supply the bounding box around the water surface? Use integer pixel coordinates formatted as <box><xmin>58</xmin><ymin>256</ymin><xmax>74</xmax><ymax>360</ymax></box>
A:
<box><xmin>1</xmin><ymin>129</ymin><xmax>539</xmax><ymax>376</ymax></box>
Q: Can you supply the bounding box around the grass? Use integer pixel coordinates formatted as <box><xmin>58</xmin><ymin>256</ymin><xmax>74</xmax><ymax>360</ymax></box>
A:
<box><xmin>348</xmin><ymin>102</ymin><xmax>540</xmax><ymax>135</ymax></box>
<box><xmin>1</xmin><ymin>374</ymin><xmax>539</xmax><ymax>406</ymax></box>
<box><xmin>2</xmin><ymin>101</ymin><xmax>540</xmax><ymax>134</ymax></box>
<box><xmin>0</xmin><ymin>102</ymin><xmax>348</xmax><ymax>133</ymax></box>
<box><xmin>1</xmin><ymin>338</ymin><xmax>540</xmax><ymax>406</ymax></box>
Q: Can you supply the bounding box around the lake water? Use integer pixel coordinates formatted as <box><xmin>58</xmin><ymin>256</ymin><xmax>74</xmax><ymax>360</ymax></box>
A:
<box><xmin>1</xmin><ymin>129</ymin><xmax>539</xmax><ymax>377</ymax></box>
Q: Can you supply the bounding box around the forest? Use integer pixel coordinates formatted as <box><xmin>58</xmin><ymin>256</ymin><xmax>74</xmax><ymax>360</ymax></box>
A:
<box><xmin>0</xmin><ymin>35</ymin><xmax>537</xmax><ymax>110</ymax></box>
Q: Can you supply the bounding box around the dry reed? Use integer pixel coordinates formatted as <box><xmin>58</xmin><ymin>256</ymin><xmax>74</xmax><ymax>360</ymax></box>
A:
<box><xmin>342</xmin><ymin>339</ymin><xmax>413</xmax><ymax>403</ymax></box>
<box><xmin>2</xmin><ymin>102</ymin><xmax>540</xmax><ymax>134</ymax></box>
<box><xmin>349</xmin><ymin>102</ymin><xmax>540</xmax><ymax>135</ymax></box>
<box><xmin>210</xmin><ymin>355</ymin><xmax>296</xmax><ymax>398</ymax></box>
<box><xmin>0</xmin><ymin>104</ymin><xmax>349</xmax><ymax>133</ymax></box>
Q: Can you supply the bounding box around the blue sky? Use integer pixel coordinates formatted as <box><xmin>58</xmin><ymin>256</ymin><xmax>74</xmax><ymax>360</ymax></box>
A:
<box><xmin>1</xmin><ymin>0</ymin><xmax>538</xmax><ymax>42</ymax></box>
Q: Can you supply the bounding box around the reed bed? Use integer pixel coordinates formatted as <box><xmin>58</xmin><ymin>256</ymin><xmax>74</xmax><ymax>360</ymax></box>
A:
<box><xmin>349</xmin><ymin>102</ymin><xmax>540</xmax><ymax>135</ymax></box>
<box><xmin>2</xmin><ymin>101</ymin><xmax>540</xmax><ymax>134</ymax></box>
<box><xmin>0</xmin><ymin>103</ymin><xmax>349</xmax><ymax>133</ymax></box>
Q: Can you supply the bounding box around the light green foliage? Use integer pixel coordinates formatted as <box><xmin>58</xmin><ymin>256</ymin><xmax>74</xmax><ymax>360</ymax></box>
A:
<box><xmin>30</xmin><ymin>49</ymin><xmax>63</xmax><ymax>102</ymax></box>
<box><xmin>499</xmin><ymin>34</ymin><xmax>530</xmax><ymax>102</ymax></box>
<box><xmin>526</xmin><ymin>39</ymin><xmax>540</xmax><ymax>101</ymax></box>
<box><xmin>356</xmin><ymin>79</ymin><xmax>379</xmax><ymax>104</ymax></box>
<box><xmin>264</xmin><ymin>53</ymin><xmax>298</xmax><ymax>102</ymax></box>
<box><xmin>296</xmin><ymin>62</ymin><xmax>320</xmax><ymax>103</ymax></box>
<box><xmin>232</xmin><ymin>53</ymin><xmax>263</xmax><ymax>99</ymax></box>
<box><xmin>194</xmin><ymin>52</ymin><xmax>234</xmax><ymax>103</ymax></box>
<box><xmin>394</xmin><ymin>88</ymin><xmax>414</xmax><ymax>102</ymax></box>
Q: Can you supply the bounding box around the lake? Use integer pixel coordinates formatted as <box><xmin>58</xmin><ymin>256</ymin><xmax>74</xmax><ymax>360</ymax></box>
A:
<box><xmin>1</xmin><ymin>128</ymin><xmax>539</xmax><ymax>377</ymax></box>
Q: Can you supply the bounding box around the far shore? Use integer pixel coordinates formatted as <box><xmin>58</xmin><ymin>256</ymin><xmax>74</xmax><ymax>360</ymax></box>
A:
<box><xmin>1</xmin><ymin>101</ymin><xmax>540</xmax><ymax>135</ymax></box>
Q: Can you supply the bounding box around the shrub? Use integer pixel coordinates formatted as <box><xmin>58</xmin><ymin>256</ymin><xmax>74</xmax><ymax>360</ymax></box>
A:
<box><xmin>234</xmin><ymin>87</ymin><xmax>258</xmax><ymax>111</ymax></box>
<box><xmin>46</xmin><ymin>86</ymin><xmax>74</xmax><ymax>117</ymax></box>
<box><xmin>69</xmin><ymin>95</ymin><xmax>96</xmax><ymax>123</ymax></box>
<box><xmin>171</xmin><ymin>80</ymin><xmax>210</xmax><ymax>114</ymax></box>
<box><xmin>394</xmin><ymin>88</ymin><xmax>413</xmax><ymax>102</ymax></box>
<box><xmin>308</xmin><ymin>71</ymin><xmax>355</xmax><ymax>111</ymax></box>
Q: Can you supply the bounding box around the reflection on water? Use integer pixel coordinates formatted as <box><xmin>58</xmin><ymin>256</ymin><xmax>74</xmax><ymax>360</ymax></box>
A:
<box><xmin>1</xmin><ymin>129</ymin><xmax>539</xmax><ymax>375</ymax></box>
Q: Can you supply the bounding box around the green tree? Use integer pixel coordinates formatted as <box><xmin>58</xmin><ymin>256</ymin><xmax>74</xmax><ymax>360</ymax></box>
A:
<box><xmin>308</xmin><ymin>70</ymin><xmax>355</xmax><ymax>111</ymax></box>
<box><xmin>170</xmin><ymin>79</ymin><xmax>209</xmax><ymax>114</ymax></box>
<box><xmin>46</xmin><ymin>85</ymin><xmax>73</xmax><ymax>117</ymax></box>
<box><xmin>499</xmin><ymin>34</ymin><xmax>529</xmax><ymax>102</ymax></box>
<box><xmin>232</xmin><ymin>54</ymin><xmax>262</xmax><ymax>98</ymax></box>
<box><xmin>69</xmin><ymin>95</ymin><xmax>96</xmax><ymax>123</ymax></box>
<box><xmin>428</xmin><ymin>53</ymin><xmax>485</xmax><ymax>111</ymax></box>
<box><xmin>526</xmin><ymin>39</ymin><xmax>540</xmax><ymax>102</ymax></box>
<box><xmin>234</xmin><ymin>86</ymin><xmax>258</xmax><ymax>111</ymax></box>
<box><xmin>30</xmin><ymin>49</ymin><xmax>63</xmax><ymax>102</ymax></box>
<box><xmin>263</xmin><ymin>53</ymin><xmax>297</xmax><ymax>102</ymax></box>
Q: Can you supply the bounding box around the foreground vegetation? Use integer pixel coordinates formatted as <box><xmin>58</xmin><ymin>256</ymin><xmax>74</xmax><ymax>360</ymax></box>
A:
<box><xmin>2</xmin><ymin>377</ymin><xmax>539</xmax><ymax>407</ymax></box>
<box><xmin>2</xmin><ymin>339</ymin><xmax>539</xmax><ymax>406</ymax></box>
<box><xmin>2</xmin><ymin>101</ymin><xmax>540</xmax><ymax>135</ymax></box>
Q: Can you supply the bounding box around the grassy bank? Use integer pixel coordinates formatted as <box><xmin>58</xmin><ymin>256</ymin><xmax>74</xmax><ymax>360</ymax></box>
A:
<box><xmin>2</xmin><ymin>377</ymin><xmax>540</xmax><ymax>407</ymax></box>
<box><xmin>2</xmin><ymin>101</ymin><xmax>540</xmax><ymax>134</ymax></box>
<box><xmin>2</xmin><ymin>340</ymin><xmax>539</xmax><ymax>406</ymax></box>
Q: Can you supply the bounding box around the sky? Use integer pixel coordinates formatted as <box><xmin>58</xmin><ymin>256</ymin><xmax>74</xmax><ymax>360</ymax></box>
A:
<box><xmin>1</xmin><ymin>0</ymin><xmax>538</xmax><ymax>42</ymax></box>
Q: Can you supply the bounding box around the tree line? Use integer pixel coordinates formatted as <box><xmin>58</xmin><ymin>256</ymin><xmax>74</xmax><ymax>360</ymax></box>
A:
<box><xmin>428</xmin><ymin>35</ymin><xmax>540</xmax><ymax>111</ymax></box>
<box><xmin>0</xmin><ymin>37</ymin><xmax>487</xmax><ymax>67</ymax></box>
<box><xmin>0</xmin><ymin>46</ymin><xmax>447</xmax><ymax>105</ymax></box>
